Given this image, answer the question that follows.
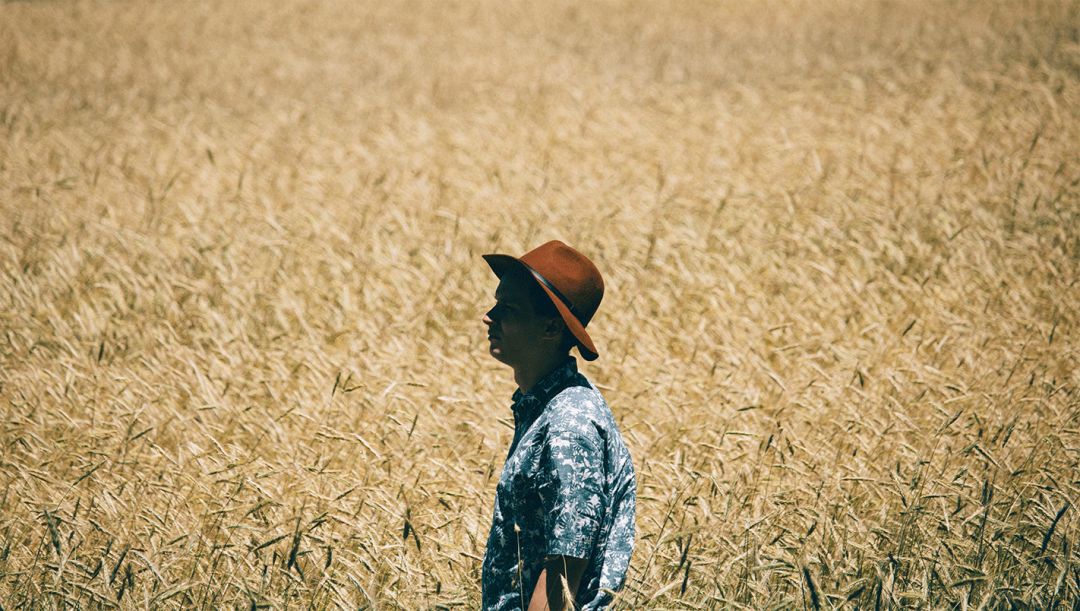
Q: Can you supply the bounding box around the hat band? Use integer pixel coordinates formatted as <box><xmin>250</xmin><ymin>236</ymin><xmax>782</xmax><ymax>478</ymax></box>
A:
<box><xmin>523</xmin><ymin>263</ymin><xmax>579</xmax><ymax>322</ymax></box>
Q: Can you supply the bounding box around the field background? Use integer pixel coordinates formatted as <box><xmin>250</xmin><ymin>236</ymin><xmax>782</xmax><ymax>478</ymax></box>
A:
<box><xmin>2</xmin><ymin>0</ymin><xmax>1079</xmax><ymax>608</ymax></box>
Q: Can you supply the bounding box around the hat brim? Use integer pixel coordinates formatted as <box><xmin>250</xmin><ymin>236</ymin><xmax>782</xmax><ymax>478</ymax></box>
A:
<box><xmin>483</xmin><ymin>253</ymin><xmax>599</xmax><ymax>361</ymax></box>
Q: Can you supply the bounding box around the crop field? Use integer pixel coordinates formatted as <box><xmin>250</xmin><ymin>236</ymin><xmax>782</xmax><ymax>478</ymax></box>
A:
<box><xmin>1</xmin><ymin>0</ymin><xmax>1079</xmax><ymax>608</ymax></box>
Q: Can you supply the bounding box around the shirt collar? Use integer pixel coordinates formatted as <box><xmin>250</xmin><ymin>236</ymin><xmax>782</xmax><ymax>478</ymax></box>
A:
<box><xmin>511</xmin><ymin>357</ymin><xmax>579</xmax><ymax>425</ymax></box>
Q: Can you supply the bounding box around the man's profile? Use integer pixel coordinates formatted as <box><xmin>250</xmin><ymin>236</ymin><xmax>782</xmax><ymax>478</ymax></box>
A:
<box><xmin>480</xmin><ymin>240</ymin><xmax>636</xmax><ymax>610</ymax></box>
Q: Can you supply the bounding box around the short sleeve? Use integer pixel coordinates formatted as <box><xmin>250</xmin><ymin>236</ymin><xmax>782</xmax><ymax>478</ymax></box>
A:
<box><xmin>535</xmin><ymin>419</ymin><xmax>604</xmax><ymax>559</ymax></box>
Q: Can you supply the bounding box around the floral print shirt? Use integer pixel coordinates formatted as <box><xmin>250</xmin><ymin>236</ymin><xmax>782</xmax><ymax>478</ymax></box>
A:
<box><xmin>481</xmin><ymin>358</ymin><xmax>636</xmax><ymax>610</ymax></box>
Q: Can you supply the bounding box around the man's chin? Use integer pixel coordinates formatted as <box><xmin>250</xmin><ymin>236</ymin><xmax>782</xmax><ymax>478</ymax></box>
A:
<box><xmin>488</xmin><ymin>344</ymin><xmax>510</xmax><ymax>364</ymax></box>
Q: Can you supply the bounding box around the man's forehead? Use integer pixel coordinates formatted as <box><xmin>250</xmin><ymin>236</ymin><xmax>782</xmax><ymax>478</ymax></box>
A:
<box><xmin>494</xmin><ymin>273</ymin><xmax>531</xmax><ymax>301</ymax></box>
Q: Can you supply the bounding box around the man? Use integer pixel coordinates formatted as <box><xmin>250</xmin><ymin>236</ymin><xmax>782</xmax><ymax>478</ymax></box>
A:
<box><xmin>480</xmin><ymin>240</ymin><xmax>636</xmax><ymax>610</ymax></box>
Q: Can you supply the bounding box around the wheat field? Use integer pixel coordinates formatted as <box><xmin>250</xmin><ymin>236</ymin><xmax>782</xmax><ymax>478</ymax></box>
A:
<box><xmin>1</xmin><ymin>0</ymin><xmax>1078</xmax><ymax>608</ymax></box>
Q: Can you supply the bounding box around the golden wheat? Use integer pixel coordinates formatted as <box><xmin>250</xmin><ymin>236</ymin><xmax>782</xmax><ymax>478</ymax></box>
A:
<box><xmin>1</xmin><ymin>0</ymin><xmax>1078</xmax><ymax>608</ymax></box>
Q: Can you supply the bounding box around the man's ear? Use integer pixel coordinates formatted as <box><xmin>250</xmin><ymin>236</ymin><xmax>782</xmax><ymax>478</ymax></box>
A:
<box><xmin>541</xmin><ymin>316</ymin><xmax>567</xmax><ymax>341</ymax></box>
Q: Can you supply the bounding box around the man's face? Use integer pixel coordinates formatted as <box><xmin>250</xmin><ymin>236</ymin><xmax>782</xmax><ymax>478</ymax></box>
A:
<box><xmin>482</xmin><ymin>272</ymin><xmax>552</xmax><ymax>367</ymax></box>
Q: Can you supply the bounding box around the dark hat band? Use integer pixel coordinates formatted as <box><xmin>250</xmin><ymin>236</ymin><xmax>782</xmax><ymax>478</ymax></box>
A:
<box><xmin>523</xmin><ymin>263</ymin><xmax>579</xmax><ymax>321</ymax></box>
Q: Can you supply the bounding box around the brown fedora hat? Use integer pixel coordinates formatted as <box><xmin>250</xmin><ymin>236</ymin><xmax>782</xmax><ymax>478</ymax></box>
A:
<box><xmin>483</xmin><ymin>240</ymin><xmax>605</xmax><ymax>361</ymax></box>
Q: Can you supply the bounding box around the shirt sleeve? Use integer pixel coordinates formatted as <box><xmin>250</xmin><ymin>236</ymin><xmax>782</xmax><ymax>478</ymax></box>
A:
<box><xmin>535</xmin><ymin>417</ymin><xmax>605</xmax><ymax>559</ymax></box>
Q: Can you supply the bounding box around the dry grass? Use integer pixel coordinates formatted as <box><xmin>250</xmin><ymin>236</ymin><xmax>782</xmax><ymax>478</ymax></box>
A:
<box><xmin>1</xmin><ymin>0</ymin><xmax>1078</xmax><ymax>608</ymax></box>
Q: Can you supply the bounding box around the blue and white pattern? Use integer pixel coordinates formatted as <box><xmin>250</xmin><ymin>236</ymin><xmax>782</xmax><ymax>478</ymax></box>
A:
<box><xmin>482</xmin><ymin>358</ymin><xmax>636</xmax><ymax>610</ymax></box>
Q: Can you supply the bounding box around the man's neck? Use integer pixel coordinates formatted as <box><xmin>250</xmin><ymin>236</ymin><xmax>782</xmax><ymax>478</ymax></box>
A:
<box><xmin>514</xmin><ymin>352</ymin><xmax>569</xmax><ymax>395</ymax></box>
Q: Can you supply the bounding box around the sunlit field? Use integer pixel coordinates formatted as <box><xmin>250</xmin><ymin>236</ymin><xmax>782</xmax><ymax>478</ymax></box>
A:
<box><xmin>2</xmin><ymin>0</ymin><xmax>1078</xmax><ymax>608</ymax></box>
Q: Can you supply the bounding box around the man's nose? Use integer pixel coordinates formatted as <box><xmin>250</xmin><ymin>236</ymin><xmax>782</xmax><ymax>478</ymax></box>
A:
<box><xmin>482</xmin><ymin>307</ymin><xmax>495</xmax><ymax>325</ymax></box>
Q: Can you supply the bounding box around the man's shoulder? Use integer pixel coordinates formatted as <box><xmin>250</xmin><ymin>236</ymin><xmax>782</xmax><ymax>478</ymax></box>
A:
<box><xmin>545</xmin><ymin>379</ymin><xmax>614</xmax><ymax>432</ymax></box>
<box><xmin>549</xmin><ymin>378</ymin><xmax>605</xmax><ymax>411</ymax></box>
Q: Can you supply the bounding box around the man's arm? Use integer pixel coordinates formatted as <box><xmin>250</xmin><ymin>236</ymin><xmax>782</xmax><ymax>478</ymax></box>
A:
<box><xmin>526</xmin><ymin>555</ymin><xmax>588</xmax><ymax>611</ymax></box>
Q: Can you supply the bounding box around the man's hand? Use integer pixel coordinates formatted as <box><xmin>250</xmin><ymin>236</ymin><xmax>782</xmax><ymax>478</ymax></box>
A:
<box><xmin>527</xmin><ymin>555</ymin><xmax>587</xmax><ymax>611</ymax></box>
